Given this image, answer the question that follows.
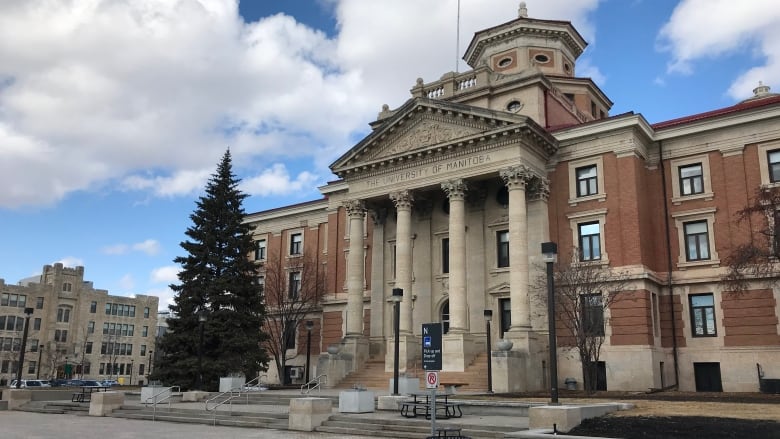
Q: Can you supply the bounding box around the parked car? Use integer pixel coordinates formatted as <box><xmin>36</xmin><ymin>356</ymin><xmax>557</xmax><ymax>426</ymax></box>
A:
<box><xmin>50</xmin><ymin>379</ymin><xmax>69</xmax><ymax>387</ymax></box>
<box><xmin>80</xmin><ymin>380</ymin><xmax>103</xmax><ymax>387</ymax></box>
<box><xmin>9</xmin><ymin>379</ymin><xmax>51</xmax><ymax>388</ymax></box>
<box><xmin>66</xmin><ymin>379</ymin><xmax>86</xmax><ymax>387</ymax></box>
<box><xmin>100</xmin><ymin>380</ymin><xmax>120</xmax><ymax>387</ymax></box>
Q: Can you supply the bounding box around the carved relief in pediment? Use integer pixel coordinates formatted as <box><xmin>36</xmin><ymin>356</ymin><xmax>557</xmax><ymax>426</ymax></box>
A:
<box><xmin>367</xmin><ymin>118</ymin><xmax>481</xmax><ymax>161</ymax></box>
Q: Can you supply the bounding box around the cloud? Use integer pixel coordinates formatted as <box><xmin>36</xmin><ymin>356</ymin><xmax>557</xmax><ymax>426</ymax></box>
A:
<box><xmin>56</xmin><ymin>257</ymin><xmax>84</xmax><ymax>268</ymax></box>
<box><xmin>101</xmin><ymin>239</ymin><xmax>161</xmax><ymax>256</ymax></box>
<box><xmin>118</xmin><ymin>274</ymin><xmax>135</xmax><ymax>291</ymax></box>
<box><xmin>657</xmin><ymin>0</ymin><xmax>780</xmax><ymax>99</ymax></box>
<box><xmin>241</xmin><ymin>164</ymin><xmax>320</xmax><ymax>197</ymax></box>
<box><xmin>150</xmin><ymin>265</ymin><xmax>180</xmax><ymax>284</ymax></box>
<box><xmin>0</xmin><ymin>0</ymin><xmax>603</xmax><ymax>209</ymax></box>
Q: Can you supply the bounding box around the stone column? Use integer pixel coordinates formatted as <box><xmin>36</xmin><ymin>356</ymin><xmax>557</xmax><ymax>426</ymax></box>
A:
<box><xmin>441</xmin><ymin>178</ymin><xmax>468</xmax><ymax>332</ymax></box>
<box><xmin>500</xmin><ymin>166</ymin><xmax>532</xmax><ymax>329</ymax></box>
<box><xmin>344</xmin><ymin>199</ymin><xmax>366</xmax><ymax>337</ymax></box>
<box><xmin>389</xmin><ymin>190</ymin><xmax>414</xmax><ymax>334</ymax></box>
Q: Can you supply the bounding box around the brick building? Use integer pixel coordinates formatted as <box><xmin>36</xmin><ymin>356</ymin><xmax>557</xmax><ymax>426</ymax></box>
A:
<box><xmin>245</xmin><ymin>5</ymin><xmax>780</xmax><ymax>392</ymax></box>
<box><xmin>0</xmin><ymin>263</ymin><xmax>158</xmax><ymax>386</ymax></box>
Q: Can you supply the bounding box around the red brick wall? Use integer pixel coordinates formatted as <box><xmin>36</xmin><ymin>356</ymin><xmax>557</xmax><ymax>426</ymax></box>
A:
<box><xmin>545</xmin><ymin>91</ymin><xmax>584</xmax><ymax>128</ymax></box>
<box><xmin>322</xmin><ymin>310</ymin><xmax>343</xmax><ymax>350</ymax></box>
<box><xmin>660</xmin><ymin>294</ymin><xmax>686</xmax><ymax>348</ymax></box>
<box><xmin>610</xmin><ymin>290</ymin><xmax>653</xmax><ymax>345</ymax></box>
<box><xmin>722</xmin><ymin>289</ymin><xmax>780</xmax><ymax>346</ymax></box>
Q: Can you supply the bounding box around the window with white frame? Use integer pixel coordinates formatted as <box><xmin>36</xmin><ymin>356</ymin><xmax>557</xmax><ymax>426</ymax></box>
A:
<box><xmin>670</xmin><ymin>155</ymin><xmax>713</xmax><ymax>204</ymax></box>
<box><xmin>678</xmin><ymin>163</ymin><xmax>704</xmax><ymax>196</ymax></box>
<box><xmin>497</xmin><ymin>230</ymin><xmax>509</xmax><ymax>268</ymax></box>
<box><xmin>576</xmin><ymin>165</ymin><xmax>598</xmax><ymax>197</ymax></box>
<box><xmin>689</xmin><ymin>293</ymin><xmax>717</xmax><ymax>337</ymax></box>
<box><xmin>255</xmin><ymin>238</ymin><xmax>267</xmax><ymax>261</ymax></box>
<box><xmin>756</xmin><ymin>141</ymin><xmax>780</xmax><ymax>186</ymax></box>
<box><xmin>684</xmin><ymin>220</ymin><xmax>710</xmax><ymax>261</ymax></box>
<box><xmin>568</xmin><ymin>156</ymin><xmax>605</xmax><ymax>205</ymax></box>
<box><xmin>567</xmin><ymin>209</ymin><xmax>609</xmax><ymax>264</ymax></box>
<box><xmin>769</xmin><ymin>150</ymin><xmax>780</xmax><ymax>183</ymax></box>
<box><xmin>289</xmin><ymin>232</ymin><xmax>302</xmax><ymax>255</ymax></box>
<box><xmin>288</xmin><ymin>272</ymin><xmax>301</xmax><ymax>299</ymax></box>
<box><xmin>578</xmin><ymin>222</ymin><xmax>601</xmax><ymax>261</ymax></box>
<box><xmin>672</xmin><ymin>208</ymin><xmax>719</xmax><ymax>267</ymax></box>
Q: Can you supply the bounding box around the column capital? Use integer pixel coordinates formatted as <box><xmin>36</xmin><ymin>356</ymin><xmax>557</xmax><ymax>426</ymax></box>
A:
<box><xmin>343</xmin><ymin>199</ymin><xmax>366</xmax><ymax>217</ymax></box>
<box><xmin>528</xmin><ymin>177</ymin><xmax>550</xmax><ymax>201</ymax></box>
<box><xmin>441</xmin><ymin>179</ymin><xmax>468</xmax><ymax>200</ymax></box>
<box><xmin>390</xmin><ymin>190</ymin><xmax>414</xmax><ymax>210</ymax></box>
<box><xmin>500</xmin><ymin>165</ymin><xmax>532</xmax><ymax>190</ymax></box>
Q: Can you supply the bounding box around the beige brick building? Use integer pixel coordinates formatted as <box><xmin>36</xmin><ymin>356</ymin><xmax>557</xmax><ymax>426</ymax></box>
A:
<box><xmin>245</xmin><ymin>6</ymin><xmax>780</xmax><ymax>392</ymax></box>
<box><xmin>0</xmin><ymin>263</ymin><xmax>158</xmax><ymax>386</ymax></box>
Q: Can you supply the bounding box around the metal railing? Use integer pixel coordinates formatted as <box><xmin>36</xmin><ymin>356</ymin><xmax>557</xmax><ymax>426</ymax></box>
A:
<box><xmin>204</xmin><ymin>375</ymin><xmax>267</xmax><ymax>425</ymax></box>
<box><xmin>300</xmin><ymin>374</ymin><xmax>327</xmax><ymax>394</ymax></box>
<box><xmin>143</xmin><ymin>385</ymin><xmax>181</xmax><ymax>421</ymax></box>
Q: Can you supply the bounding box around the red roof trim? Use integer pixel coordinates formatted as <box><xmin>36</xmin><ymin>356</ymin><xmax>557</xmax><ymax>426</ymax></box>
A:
<box><xmin>652</xmin><ymin>95</ymin><xmax>780</xmax><ymax>129</ymax></box>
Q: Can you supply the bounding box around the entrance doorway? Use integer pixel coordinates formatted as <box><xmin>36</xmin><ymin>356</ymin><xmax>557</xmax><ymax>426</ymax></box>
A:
<box><xmin>694</xmin><ymin>362</ymin><xmax>723</xmax><ymax>392</ymax></box>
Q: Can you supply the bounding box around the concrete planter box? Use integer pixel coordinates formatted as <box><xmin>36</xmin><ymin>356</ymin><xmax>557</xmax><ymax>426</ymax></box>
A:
<box><xmin>141</xmin><ymin>386</ymin><xmax>169</xmax><ymax>404</ymax></box>
<box><xmin>219</xmin><ymin>376</ymin><xmax>245</xmax><ymax>392</ymax></box>
<box><xmin>339</xmin><ymin>390</ymin><xmax>375</xmax><ymax>413</ymax></box>
<box><xmin>389</xmin><ymin>377</ymin><xmax>420</xmax><ymax>395</ymax></box>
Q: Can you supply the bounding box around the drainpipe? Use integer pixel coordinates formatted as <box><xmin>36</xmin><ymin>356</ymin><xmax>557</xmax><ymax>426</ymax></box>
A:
<box><xmin>659</xmin><ymin>140</ymin><xmax>680</xmax><ymax>388</ymax></box>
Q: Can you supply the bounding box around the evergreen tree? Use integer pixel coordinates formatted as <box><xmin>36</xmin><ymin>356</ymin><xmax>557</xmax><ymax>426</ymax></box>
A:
<box><xmin>152</xmin><ymin>150</ymin><xmax>269</xmax><ymax>390</ymax></box>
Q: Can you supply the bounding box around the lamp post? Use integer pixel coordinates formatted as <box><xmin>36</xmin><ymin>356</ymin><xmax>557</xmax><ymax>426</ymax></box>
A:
<box><xmin>197</xmin><ymin>311</ymin><xmax>207</xmax><ymax>390</ymax></box>
<box><xmin>65</xmin><ymin>356</ymin><xmax>69</xmax><ymax>379</ymax></box>
<box><xmin>14</xmin><ymin>307</ymin><xmax>34</xmax><ymax>388</ymax></box>
<box><xmin>130</xmin><ymin>360</ymin><xmax>134</xmax><ymax>386</ymax></box>
<box><xmin>542</xmin><ymin>242</ymin><xmax>559</xmax><ymax>404</ymax></box>
<box><xmin>391</xmin><ymin>288</ymin><xmax>403</xmax><ymax>395</ymax></box>
<box><xmin>305</xmin><ymin>320</ymin><xmax>314</xmax><ymax>383</ymax></box>
<box><xmin>484</xmin><ymin>309</ymin><xmax>493</xmax><ymax>393</ymax></box>
<box><xmin>36</xmin><ymin>344</ymin><xmax>44</xmax><ymax>379</ymax></box>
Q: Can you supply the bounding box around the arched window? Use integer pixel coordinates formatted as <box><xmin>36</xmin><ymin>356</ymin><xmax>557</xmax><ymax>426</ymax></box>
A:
<box><xmin>440</xmin><ymin>301</ymin><xmax>450</xmax><ymax>334</ymax></box>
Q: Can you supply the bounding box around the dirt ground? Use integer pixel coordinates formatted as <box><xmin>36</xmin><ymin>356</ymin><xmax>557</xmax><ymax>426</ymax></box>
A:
<box><xmin>497</xmin><ymin>391</ymin><xmax>780</xmax><ymax>438</ymax></box>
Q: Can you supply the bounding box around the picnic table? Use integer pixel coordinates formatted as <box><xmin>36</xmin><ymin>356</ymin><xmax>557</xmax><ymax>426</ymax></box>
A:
<box><xmin>71</xmin><ymin>385</ymin><xmax>108</xmax><ymax>403</ymax></box>
<box><xmin>399</xmin><ymin>391</ymin><xmax>463</xmax><ymax>419</ymax></box>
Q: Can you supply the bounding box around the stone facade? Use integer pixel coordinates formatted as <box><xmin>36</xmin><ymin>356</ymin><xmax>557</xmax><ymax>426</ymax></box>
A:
<box><xmin>244</xmin><ymin>7</ymin><xmax>780</xmax><ymax>392</ymax></box>
<box><xmin>0</xmin><ymin>263</ymin><xmax>158</xmax><ymax>386</ymax></box>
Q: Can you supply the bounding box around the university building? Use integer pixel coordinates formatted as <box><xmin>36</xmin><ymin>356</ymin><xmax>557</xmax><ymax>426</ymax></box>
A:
<box><xmin>0</xmin><ymin>263</ymin><xmax>158</xmax><ymax>385</ymax></box>
<box><xmin>245</xmin><ymin>4</ymin><xmax>780</xmax><ymax>392</ymax></box>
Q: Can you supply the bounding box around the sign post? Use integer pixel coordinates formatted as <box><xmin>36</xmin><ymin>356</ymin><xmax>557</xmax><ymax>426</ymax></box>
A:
<box><xmin>422</xmin><ymin>323</ymin><xmax>443</xmax><ymax>436</ymax></box>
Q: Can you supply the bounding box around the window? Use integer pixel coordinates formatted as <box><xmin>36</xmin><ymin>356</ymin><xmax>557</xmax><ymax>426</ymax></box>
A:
<box><xmin>582</xmin><ymin>294</ymin><xmax>604</xmax><ymax>336</ymax></box>
<box><xmin>288</xmin><ymin>272</ymin><xmax>301</xmax><ymax>299</ymax></box>
<box><xmin>442</xmin><ymin>238</ymin><xmax>450</xmax><ymax>274</ymax></box>
<box><xmin>144</xmin><ymin>307</ymin><xmax>150</xmax><ymax>318</ymax></box>
<box><xmin>142</xmin><ymin>326</ymin><xmax>148</xmax><ymax>337</ymax></box>
<box><xmin>576</xmin><ymin>165</ymin><xmax>598</xmax><ymax>197</ymax></box>
<box><xmin>105</xmin><ymin>303</ymin><xmax>111</xmax><ymax>315</ymax></box>
<box><xmin>256</xmin><ymin>275</ymin><xmax>265</xmax><ymax>296</ymax></box>
<box><xmin>578</xmin><ymin>222</ymin><xmax>601</xmax><ymax>261</ymax></box>
<box><xmin>284</xmin><ymin>320</ymin><xmax>296</xmax><ymax>350</ymax></box>
<box><xmin>36</xmin><ymin>297</ymin><xmax>44</xmax><ymax>309</ymax></box>
<box><xmin>140</xmin><ymin>344</ymin><xmax>146</xmax><ymax>356</ymax></box>
<box><xmin>33</xmin><ymin>318</ymin><xmax>41</xmax><ymax>330</ymax></box>
<box><xmin>85</xmin><ymin>342</ymin><xmax>93</xmax><ymax>354</ymax></box>
<box><xmin>769</xmin><ymin>150</ymin><xmax>780</xmax><ymax>183</ymax></box>
<box><xmin>684</xmin><ymin>221</ymin><xmax>710</xmax><ymax>261</ymax></box>
<box><xmin>440</xmin><ymin>301</ymin><xmax>450</xmax><ymax>334</ymax></box>
<box><xmin>62</xmin><ymin>282</ymin><xmax>72</xmax><ymax>292</ymax></box>
<box><xmin>690</xmin><ymin>293</ymin><xmax>717</xmax><ymax>337</ymax></box>
<box><xmin>87</xmin><ymin>321</ymin><xmax>95</xmax><ymax>334</ymax></box>
<box><xmin>497</xmin><ymin>230</ymin><xmax>509</xmax><ymax>268</ymax></box>
<box><xmin>499</xmin><ymin>298</ymin><xmax>511</xmax><ymax>338</ymax></box>
<box><xmin>54</xmin><ymin>329</ymin><xmax>68</xmax><ymax>343</ymax></box>
<box><xmin>568</xmin><ymin>157</ymin><xmax>605</xmax><ymax>205</ymax></box>
<box><xmin>1</xmin><ymin>293</ymin><xmax>26</xmax><ymax>308</ymax></box>
<box><xmin>57</xmin><ymin>307</ymin><xmax>71</xmax><ymax>323</ymax></box>
<box><xmin>255</xmin><ymin>239</ymin><xmax>267</xmax><ymax>260</ymax></box>
<box><xmin>28</xmin><ymin>361</ymin><xmax>36</xmax><ymax>374</ymax></box>
<box><xmin>679</xmin><ymin>164</ymin><xmax>704</xmax><ymax>196</ymax></box>
<box><xmin>130</xmin><ymin>305</ymin><xmax>136</xmax><ymax>317</ymax></box>
<box><xmin>90</xmin><ymin>301</ymin><xmax>97</xmax><ymax>313</ymax></box>
<box><xmin>290</xmin><ymin>233</ymin><xmax>302</xmax><ymax>255</ymax></box>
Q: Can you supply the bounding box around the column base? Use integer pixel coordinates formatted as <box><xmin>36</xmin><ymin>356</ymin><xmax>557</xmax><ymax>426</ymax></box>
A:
<box><xmin>385</xmin><ymin>334</ymin><xmax>419</xmax><ymax>374</ymax></box>
<box><xmin>499</xmin><ymin>328</ymin><xmax>544</xmax><ymax>392</ymax></box>
<box><xmin>442</xmin><ymin>332</ymin><xmax>476</xmax><ymax>372</ymax></box>
<box><xmin>340</xmin><ymin>335</ymin><xmax>369</xmax><ymax>374</ymax></box>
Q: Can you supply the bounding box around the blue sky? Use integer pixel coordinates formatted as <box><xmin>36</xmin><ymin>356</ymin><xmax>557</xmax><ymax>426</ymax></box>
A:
<box><xmin>1</xmin><ymin>0</ymin><xmax>779</xmax><ymax>310</ymax></box>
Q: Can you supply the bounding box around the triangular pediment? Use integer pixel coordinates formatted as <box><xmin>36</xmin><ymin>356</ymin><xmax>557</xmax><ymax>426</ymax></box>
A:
<box><xmin>331</xmin><ymin>98</ymin><xmax>547</xmax><ymax>177</ymax></box>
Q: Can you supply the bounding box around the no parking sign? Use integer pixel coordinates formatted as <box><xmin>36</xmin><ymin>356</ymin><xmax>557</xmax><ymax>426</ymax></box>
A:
<box><xmin>425</xmin><ymin>371</ymin><xmax>439</xmax><ymax>389</ymax></box>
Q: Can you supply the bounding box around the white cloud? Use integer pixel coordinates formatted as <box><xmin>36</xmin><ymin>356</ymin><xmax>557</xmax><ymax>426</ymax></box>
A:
<box><xmin>658</xmin><ymin>0</ymin><xmax>780</xmax><ymax>99</ymax></box>
<box><xmin>138</xmin><ymin>286</ymin><xmax>177</xmax><ymax>311</ymax></box>
<box><xmin>150</xmin><ymin>265</ymin><xmax>180</xmax><ymax>284</ymax></box>
<box><xmin>102</xmin><ymin>244</ymin><xmax>129</xmax><ymax>255</ymax></box>
<box><xmin>56</xmin><ymin>257</ymin><xmax>84</xmax><ymax>268</ymax></box>
<box><xmin>0</xmin><ymin>0</ymin><xmax>602</xmax><ymax>209</ymax></box>
<box><xmin>241</xmin><ymin>164</ymin><xmax>320</xmax><ymax>197</ymax></box>
<box><xmin>118</xmin><ymin>274</ymin><xmax>135</xmax><ymax>291</ymax></box>
<box><xmin>102</xmin><ymin>239</ymin><xmax>161</xmax><ymax>256</ymax></box>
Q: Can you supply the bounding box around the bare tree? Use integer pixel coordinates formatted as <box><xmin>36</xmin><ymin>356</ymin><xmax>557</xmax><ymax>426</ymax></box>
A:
<box><xmin>536</xmin><ymin>250</ymin><xmax>631</xmax><ymax>393</ymax></box>
<box><xmin>723</xmin><ymin>186</ymin><xmax>780</xmax><ymax>292</ymax></box>
<box><xmin>260</xmin><ymin>249</ymin><xmax>324</xmax><ymax>384</ymax></box>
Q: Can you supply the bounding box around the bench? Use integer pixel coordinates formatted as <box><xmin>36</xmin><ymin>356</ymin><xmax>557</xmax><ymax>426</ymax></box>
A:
<box><xmin>440</xmin><ymin>382</ymin><xmax>468</xmax><ymax>394</ymax></box>
<box><xmin>71</xmin><ymin>386</ymin><xmax>107</xmax><ymax>403</ymax></box>
<box><xmin>433</xmin><ymin>426</ymin><xmax>471</xmax><ymax>439</ymax></box>
<box><xmin>399</xmin><ymin>399</ymin><xmax>463</xmax><ymax>419</ymax></box>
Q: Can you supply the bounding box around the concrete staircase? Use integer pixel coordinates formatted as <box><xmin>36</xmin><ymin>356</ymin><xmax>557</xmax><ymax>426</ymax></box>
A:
<box><xmin>335</xmin><ymin>352</ymin><xmax>492</xmax><ymax>393</ymax></box>
<box><xmin>110</xmin><ymin>405</ymin><xmax>290</xmax><ymax>428</ymax></box>
<box><xmin>317</xmin><ymin>414</ymin><xmax>519</xmax><ymax>439</ymax></box>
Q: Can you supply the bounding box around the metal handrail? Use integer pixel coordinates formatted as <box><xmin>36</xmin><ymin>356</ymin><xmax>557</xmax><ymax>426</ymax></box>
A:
<box><xmin>143</xmin><ymin>385</ymin><xmax>181</xmax><ymax>421</ymax></box>
<box><xmin>300</xmin><ymin>374</ymin><xmax>327</xmax><ymax>394</ymax></box>
<box><xmin>204</xmin><ymin>375</ymin><xmax>267</xmax><ymax>425</ymax></box>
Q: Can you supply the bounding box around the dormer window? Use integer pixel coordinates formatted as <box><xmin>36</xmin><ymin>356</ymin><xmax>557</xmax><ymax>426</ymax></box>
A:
<box><xmin>534</xmin><ymin>53</ymin><xmax>550</xmax><ymax>64</ymax></box>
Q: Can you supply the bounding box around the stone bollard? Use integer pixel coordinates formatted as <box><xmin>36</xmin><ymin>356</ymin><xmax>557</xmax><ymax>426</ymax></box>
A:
<box><xmin>288</xmin><ymin>397</ymin><xmax>332</xmax><ymax>431</ymax></box>
<box><xmin>3</xmin><ymin>389</ymin><xmax>32</xmax><ymax>410</ymax></box>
